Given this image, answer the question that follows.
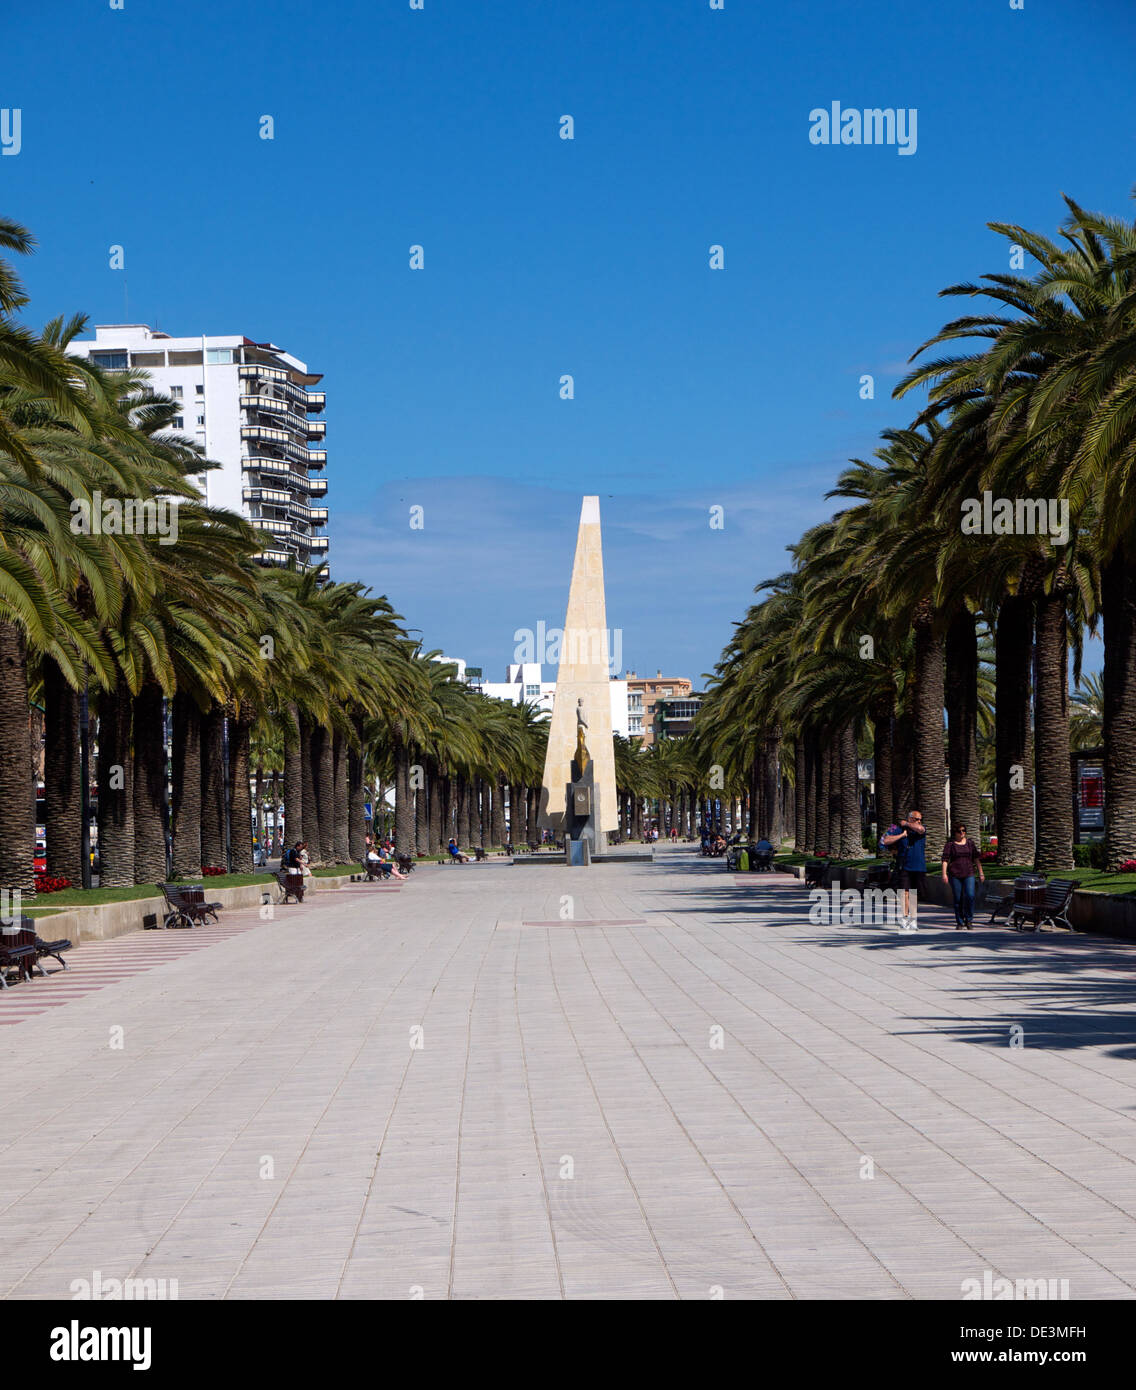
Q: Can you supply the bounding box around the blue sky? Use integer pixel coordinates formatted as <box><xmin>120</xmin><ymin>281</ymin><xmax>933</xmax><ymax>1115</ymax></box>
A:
<box><xmin>5</xmin><ymin>0</ymin><xmax>1132</xmax><ymax>683</ymax></box>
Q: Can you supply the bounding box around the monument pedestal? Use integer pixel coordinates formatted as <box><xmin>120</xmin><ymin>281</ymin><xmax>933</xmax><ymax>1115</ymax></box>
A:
<box><xmin>563</xmin><ymin>757</ymin><xmax>602</xmax><ymax>866</ymax></box>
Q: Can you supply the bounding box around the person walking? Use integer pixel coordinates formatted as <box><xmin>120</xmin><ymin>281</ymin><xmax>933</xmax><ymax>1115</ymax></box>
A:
<box><xmin>882</xmin><ymin>810</ymin><xmax>926</xmax><ymax>930</ymax></box>
<box><xmin>941</xmin><ymin>822</ymin><xmax>984</xmax><ymax>929</ymax></box>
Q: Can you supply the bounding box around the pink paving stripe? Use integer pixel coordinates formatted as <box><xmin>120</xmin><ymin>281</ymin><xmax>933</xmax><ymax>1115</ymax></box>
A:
<box><xmin>1</xmin><ymin>916</ymin><xmax>267</xmax><ymax>1027</ymax></box>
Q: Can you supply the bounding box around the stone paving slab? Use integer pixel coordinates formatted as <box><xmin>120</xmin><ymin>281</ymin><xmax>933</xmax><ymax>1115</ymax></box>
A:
<box><xmin>2</xmin><ymin>847</ymin><xmax>1135</xmax><ymax>1300</ymax></box>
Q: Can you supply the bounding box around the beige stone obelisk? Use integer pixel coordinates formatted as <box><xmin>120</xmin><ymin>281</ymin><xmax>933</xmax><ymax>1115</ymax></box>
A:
<box><xmin>538</xmin><ymin>496</ymin><xmax>617</xmax><ymax>839</ymax></box>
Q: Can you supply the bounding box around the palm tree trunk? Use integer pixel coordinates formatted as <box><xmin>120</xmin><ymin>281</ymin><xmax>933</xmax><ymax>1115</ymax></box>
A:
<box><xmin>913</xmin><ymin>605</ymin><xmax>946</xmax><ymax>851</ymax></box>
<box><xmin>871</xmin><ymin>695</ymin><xmax>895</xmax><ymax>845</ymax></box>
<box><xmin>764</xmin><ymin>729</ymin><xmax>780</xmax><ymax>842</ymax></box>
<box><xmin>815</xmin><ymin>734</ymin><xmax>831</xmax><ymax>853</ymax></box>
<box><xmin>200</xmin><ymin>703</ymin><xmax>226</xmax><ymax>870</ymax></box>
<box><xmin>393</xmin><ymin>738</ymin><xmax>414</xmax><ymax>857</ymax></box>
<box><xmin>254</xmin><ymin>762</ymin><xmax>264</xmax><ymax>862</ymax></box>
<box><xmin>431</xmin><ymin>768</ymin><xmax>445</xmax><ymax>850</ymax></box>
<box><xmin>227</xmin><ymin>706</ymin><xmax>254</xmax><ymax>873</ymax></box>
<box><xmin>794</xmin><ymin>738</ymin><xmax>807</xmax><ymax>851</ymax></box>
<box><xmin>945</xmin><ymin>608</ymin><xmax>980</xmax><ymax>843</ymax></box>
<box><xmin>803</xmin><ymin>734</ymin><xmax>817</xmax><ymax>852</ymax></box>
<box><xmin>43</xmin><ymin>655</ymin><xmax>83</xmax><ymax>885</ymax></box>
<box><xmin>314</xmin><ymin>725</ymin><xmax>335</xmax><ymax>865</ymax></box>
<box><xmin>283</xmin><ymin>703</ymin><xmax>303</xmax><ymax>847</ymax></box>
<box><xmin>416</xmin><ymin>760</ymin><xmax>430</xmax><ymax>854</ymax></box>
<box><xmin>837</xmin><ymin>721</ymin><xmax>862</xmax><ymax>858</ymax></box>
<box><xmin>331</xmin><ymin>729</ymin><xmax>350</xmax><ymax>863</ymax></box>
<box><xmin>299</xmin><ymin>716</ymin><xmax>319</xmax><ymax>861</ymax></box>
<box><xmin>492</xmin><ymin>775</ymin><xmax>507</xmax><ymax>848</ymax></box>
<box><xmin>132</xmin><ymin>683</ymin><xmax>167</xmax><ymax>884</ymax></box>
<box><xmin>347</xmin><ymin>718</ymin><xmax>367</xmax><ymax>863</ymax></box>
<box><xmin>97</xmin><ymin>677</ymin><xmax>135</xmax><ymax>887</ymax></box>
<box><xmin>892</xmin><ymin>707</ymin><xmax>915</xmax><ymax>823</ymax></box>
<box><xmin>476</xmin><ymin>777</ymin><xmax>488</xmax><ymax>848</ymax></box>
<box><xmin>1102</xmin><ymin>545</ymin><xmax>1136</xmax><ymax>868</ymax></box>
<box><xmin>0</xmin><ymin>622</ymin><xmax>36</xmax><ymax>895</ymax></box>
<box><xmin>529</xmin><ymin>786</ymin><xmax>541</xmax><ymax>841</ymax></box>
<box><xmin>995</xmin><ymin>592</ymin><xmax>1034</xmax><ymax>865</ymax></box>
<box><xmin>1034</xmin><ymin>586</ymin><xmax>1073</xmax><ymax>872</ymax></box>
<box><xmin>171</xmin><ymin>693</ymin><xmax>203</xmax><ymax>878</ymax></box>
<box><xmin>827</xmin><ymin>740</ymin><xmax>842</xmax><ymax>854</ymax></box>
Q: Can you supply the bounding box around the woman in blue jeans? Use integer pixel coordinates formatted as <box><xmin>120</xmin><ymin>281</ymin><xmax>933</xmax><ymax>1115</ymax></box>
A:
<box><xmin>941</xmin><ymin>823</ymin><xmax>984</xmax><ymax>929</ymax></box>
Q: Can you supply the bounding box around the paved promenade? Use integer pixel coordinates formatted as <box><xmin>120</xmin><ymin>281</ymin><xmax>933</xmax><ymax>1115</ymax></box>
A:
<box><xmin>3</xmin><ymin>849</ymin><xmax>1136</xmax><ymax>1300</ymax></box>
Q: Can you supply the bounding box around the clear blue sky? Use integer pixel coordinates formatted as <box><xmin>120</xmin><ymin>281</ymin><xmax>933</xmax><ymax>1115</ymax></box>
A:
<box><xmin>5</xmin><ymin>0</ymin><xmax>1132</xmax><ymax>683</ymax></box>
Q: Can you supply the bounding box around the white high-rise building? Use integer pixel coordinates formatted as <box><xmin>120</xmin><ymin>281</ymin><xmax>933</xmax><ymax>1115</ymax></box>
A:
<box><xmin>72</xmin><ymin>325</ymin><xmax>329</xmax><ymax>567</ymax></box>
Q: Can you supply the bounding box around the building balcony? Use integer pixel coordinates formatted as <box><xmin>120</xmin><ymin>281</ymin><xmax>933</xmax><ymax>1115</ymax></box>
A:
<box><xmin>305</xmin><ymin>419</ymin><xmax>326</xmax><ymax>440</ymax></box>
<box><xmin>303</xmin><ymin>535</ymin><xmax>330</xmax><ymax>553</ymax></box>
<box><xmin>242</xmin><ymin>486</ymin><xmax>293</xmax><ymax>507</ymax></box>
<box><xmin>241</xmin><ymin>427</ymin><xmax>323</xmax><ymax>470</ymax></box>
<box><xmin>258</xmin><ymin>548</ymin><xmax>292</xmax><ymax>566</ymax></box>
<box><xmin>239</xmin><ymin>393</ymin><xmax>292</xmax><ymax>417</ymax></box>
<box><xmin>306</xmin><ymin>476</ymin><xmax>328</xmax><ymax>497</ymax></box>
<box><xmin>240</xmin><ymin>362</ymin><xmax>325</xmax><ymax>409</ymax></box>
<box><xmin>250</xmin><ymin>516</ymin><xmax>293</xmax><ymax>538</ymax></box>
<box><xmin>244</xmin><ymin>455</ymin><xmax>312</xmax><ymax>483</ymax></box>
<box><xmin>309</xmin><ymin>506</ymin><xmax>328</xmax><ymax>524</ymax></box>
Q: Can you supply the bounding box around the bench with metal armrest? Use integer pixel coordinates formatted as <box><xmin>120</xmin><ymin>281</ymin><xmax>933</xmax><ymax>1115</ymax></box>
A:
<box><xmin>0</xmin><ymin>921</ymin><xmax>40</xmax><ymax>987</ymax></box>
<box><xmin>1011</xmin><ymin>877</ymin><xmax>1077</xmax><ymax>933</ymax></box>
<box><xmin>365</xmin><ymin>859</ymin><xmax>393</xmax><ymax>881</ymax></box>
<box><xmin>275</xmin><ymin>868</ymin><xmax>305</xmax><ymax>904</ymax></box>
<box><xmin>157</xmin><ymin>883</ymin><xmax>223</xmax><ymax>928</ymax></box>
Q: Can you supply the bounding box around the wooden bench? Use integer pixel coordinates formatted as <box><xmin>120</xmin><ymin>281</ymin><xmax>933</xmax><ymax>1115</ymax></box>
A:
<box><xmin>365</xmin><ymin>859</ymin><xmax>393</xmax><ymax>881</ymax></box>
<box><xmin>1011</xmin><ymin>877</ymin><xmax>1077</xmax><ymax>933</ymax></box>
<box><xmin>157</xmin><ymin>883</ymin><xmax>222</xmax><ymax>928</ymax></box>
<box><xmin>275</xmin><ymin>868</ymin><xmax>305</xmax><ymax>904</ymax></box>
<box><xmin>1</xmin><ymin>922</ymin><xmax>39</xmax><ymax>987</ymax></box>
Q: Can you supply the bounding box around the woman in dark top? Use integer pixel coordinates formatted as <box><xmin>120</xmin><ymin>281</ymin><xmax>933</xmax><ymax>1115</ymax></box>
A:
<box><xmin>941</xmin><ymin>823</ymin><xmax>984</xmax><ymax>929</ymax></box>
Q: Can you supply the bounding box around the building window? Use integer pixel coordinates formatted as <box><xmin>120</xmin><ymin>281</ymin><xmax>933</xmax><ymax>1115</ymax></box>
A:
<box><xmin>196</xmin><ymin>383</ymin><xmax>204</xmax><ymax>394</ymax></box>
<box><xmin>91</xmin><ymin>351</ymin><xmax>128</xmax><ymax>370</ymax></box>
<box><xmin>524</xmin><ymin>684</ymin><xmax>540</xmax><ymax>698</ymax></box>
<box><xmin>629</xmin><ymin>717</ymin><xmax>642</xmax><ymax>732</ymax></box>
<box><xmin>171</xmin><ymin>416</ymin><xmax>184</xmax><ymax>429</ymax></box>
<box><xmin>196</xmin><ymin>414</ymin><xmax>205</xmax><ymax>425</ymax></box>
<box><xmin>206</xmin><ymin>348</ymin><xmax>235</xmax><ymax>365</ymax></box>
<box><xmin>661</xmin><ymin>688</ymin><xmax>673</xmax><ymax>697</ymax></box>
<box><xmin>171</xmin><ymin>385</ymin><xmax>183</xmax><ymax>398</ymax></box>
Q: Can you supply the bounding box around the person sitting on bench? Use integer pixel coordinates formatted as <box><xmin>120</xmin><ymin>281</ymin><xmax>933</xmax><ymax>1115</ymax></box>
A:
<box><xmin>377</xmin><ymin>846</ymin><xmax>408</xmax><ymax>880</ymax></box>
<box><xmin>447</xmin><ymin>837</ymin><xmax>470</xmax><ymax>863</ymax></box>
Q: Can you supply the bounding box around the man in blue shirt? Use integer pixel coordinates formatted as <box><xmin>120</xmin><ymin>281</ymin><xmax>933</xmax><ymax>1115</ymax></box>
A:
<box><xmin>881</xmin><ymin>810</ymin><xmax>927</xmax><ymax>930</ymax></box>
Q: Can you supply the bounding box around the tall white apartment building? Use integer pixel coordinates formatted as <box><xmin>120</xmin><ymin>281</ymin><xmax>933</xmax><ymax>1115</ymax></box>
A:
<box><xmin>72</xmin><ymin>325</ymin><xmax>329</xmax><ymax>567</ymax></box>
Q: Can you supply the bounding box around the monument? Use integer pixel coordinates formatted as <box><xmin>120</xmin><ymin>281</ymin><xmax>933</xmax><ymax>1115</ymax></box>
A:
<box><xmin>538</xmin><ymin>496</ymin><xmax>618</xmax><ymax>859</ymax></box>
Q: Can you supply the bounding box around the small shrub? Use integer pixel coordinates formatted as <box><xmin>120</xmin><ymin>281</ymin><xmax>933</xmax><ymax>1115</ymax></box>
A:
<box><xmin>201</xmin><ymin>865</ymin><xmax>226</xmax><ymax>877</ymax></box>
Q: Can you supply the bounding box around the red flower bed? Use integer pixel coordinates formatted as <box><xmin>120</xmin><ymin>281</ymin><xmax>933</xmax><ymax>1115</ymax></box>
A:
<box><xmin>1116</xmin><ymin>859</ymin><xmax>1136</xmax><ymax>874</ymax></box>
<box><xmin>201</xmin><ymin>866</ymin><xmax>226</xmax><ymax>876</ymax></box>
<box><xmin>980</xmin><ymin>850</ymin><xmax>997</xmax><ymax>862</ymax></box>
<box><xmin>34</xmin><ymin>873</ymin><xmax>72</xmax><ymax>894</ymax></box>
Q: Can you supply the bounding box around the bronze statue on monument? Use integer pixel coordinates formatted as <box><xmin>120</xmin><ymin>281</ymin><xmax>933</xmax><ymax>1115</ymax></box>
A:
<box><xmin>574</xmin><ymin>697</ymin><xmax>590</xmax><ymax>775</ymax></box>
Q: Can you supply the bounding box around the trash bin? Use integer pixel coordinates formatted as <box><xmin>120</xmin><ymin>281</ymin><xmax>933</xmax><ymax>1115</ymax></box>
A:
<box><xmin>738</xmin><ymin>849</ymin><xmax>749</xmax><ymax>872</ymax></box>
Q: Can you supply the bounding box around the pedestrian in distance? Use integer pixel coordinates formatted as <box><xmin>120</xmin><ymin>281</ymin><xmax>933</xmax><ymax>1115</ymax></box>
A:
<box><xmin>882</xmin><ymin>810</ymin><xmax>926</xmax><ymax>930</ymax></box>
<box><xmin>941</xmin><ymin>822</ymin><xmax>984</xmax><ymax>929</ymax></box>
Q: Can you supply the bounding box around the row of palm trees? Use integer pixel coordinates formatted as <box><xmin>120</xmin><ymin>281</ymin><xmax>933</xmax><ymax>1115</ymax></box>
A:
<box><xmin>0</xmin><ymin>215</ymin><xmax>595</xmax><ymax>893</ymax></box>
<box><xmin>695</xmin><ymin>189</ymin><xmax>1136</xmax><ymax>873</ymax></box>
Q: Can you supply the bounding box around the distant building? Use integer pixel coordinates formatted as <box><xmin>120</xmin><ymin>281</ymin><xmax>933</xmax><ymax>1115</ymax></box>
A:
<box><xmin>72</xmin><ymin>324</ymin><xmax>329</xmax><ymax>568</ymax></box>
<box><xmin>445</xmin><ymin>659</ymin><xmax>629</xmax><ymax>737</ymax></box>
<box><xmin>625</xmin><ymin>671</ymin><xmax>694</xmax><ymax>745</ymax></box>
